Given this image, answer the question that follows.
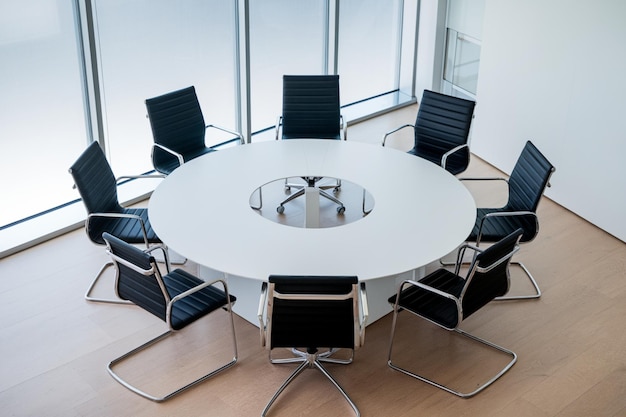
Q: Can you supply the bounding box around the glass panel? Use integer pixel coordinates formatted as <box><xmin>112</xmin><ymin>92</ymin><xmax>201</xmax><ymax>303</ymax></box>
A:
<box><xmin>0</xmin><ymin>1</ymin><xmax>87</xmax><ymax>226</ymax></box>
<box><xmin>249</xmin><ymin>0</ymin><xmax>325</xmax><ymax>134</ymax></box>
<box><xmin>443</xmin><ymin>29</ymin><xmax>481</xmax><ymax>95</ymax></box>
<box><xmin>338</xmin><ymin>0</ymin><xmax>401</xmax><ymax>104</ymax></box>
<box><xmin>93</xmin><ymin>0</ymin><xmax>238</xmax><ymax>175</ymax></box>
<box><xmin>452</xmin><ymin>35</ymin><xmax>480</xmax><ymax>94</ymax></box>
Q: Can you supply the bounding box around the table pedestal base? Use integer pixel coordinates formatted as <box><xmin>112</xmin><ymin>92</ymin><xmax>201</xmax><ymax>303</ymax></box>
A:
<box><xmin>198</xmin><ymin>265</ymin><xmax>424</xmax><ymax>326</ymax></box>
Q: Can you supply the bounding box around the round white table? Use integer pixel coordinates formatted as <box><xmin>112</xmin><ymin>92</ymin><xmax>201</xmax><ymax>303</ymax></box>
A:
<box><xmin>149</xmin><ymin>139</ymin><xmax>476</xmax><ymax>323</ymax></box>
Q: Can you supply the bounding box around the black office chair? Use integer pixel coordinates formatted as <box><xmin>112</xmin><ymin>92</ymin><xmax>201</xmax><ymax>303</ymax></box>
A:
<box><xmin>382</xmin><ymin>89</ymin><xmax>476</xmax><ymax>175</ymax></box>
<box><xmin>461</xmin><ymin>140</ymin><xmax>555</xmax><ymax>300</ymax></box>
<box><xmin>145</xmin><ymin>85</ymin><xmax>244</xmax><ymax>175</ymax></box>
<box><xmin>274</xmin><ymin>75</ymin><xmax>347</xmax><ymax>214</ymax></box>
<box><xmin>388</xmin><ymin>229</ymin><xmax>523</xmax><ymax>398</ymax></box>
<box><xmin>258</xmin><ymin>275</ymin><xmax>368</xmax><ymax>417</ymax></box>
<box><xmin>102</xmin><ymin>232</ymin><xmax>238</xmax><ymax>402</ymax></box>
<box><xmin>69</xmin><ymin>141</ymin><xmax>163</xmax><ymax>304</ymax></box>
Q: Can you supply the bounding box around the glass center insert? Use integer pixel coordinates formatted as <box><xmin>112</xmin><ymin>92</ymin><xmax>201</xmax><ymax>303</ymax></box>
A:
<box><xmin>250</xmin><ymin>177</ymin><xmax>374</xmax><ymax>228</ymax></box>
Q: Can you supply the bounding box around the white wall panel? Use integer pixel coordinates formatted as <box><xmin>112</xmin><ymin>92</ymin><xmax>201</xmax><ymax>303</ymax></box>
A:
<box><xmin>471</xmin><ymin>0</ymin><xmax>626</xmax><ymax>241</ymax></box>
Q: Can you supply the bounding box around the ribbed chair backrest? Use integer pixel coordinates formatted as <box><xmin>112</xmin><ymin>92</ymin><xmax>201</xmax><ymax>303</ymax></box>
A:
<box><xmin>146</xmin><ymin>86</ymin><xmax>207</xmax><ymax>171</ymax></box>
<box><xmin>267</xmin><ymin>275</ymin><xmax>358</xmax><ymax>351</ymax></box>
<box><xmin>506</xmin><ymin>141</ymin><xmax>555</xmax><ymax>213</ymax></box>
<box><xmin>461</xmin><ymin>229</ymin><xmax>522</xmax><ymax>319</ymax></box>
<box><xmin>69</xmin><ymin>142</ymin><xmax>123</xmax><ymax>216</ymax></box>
<box><xmin>281</xmin><ymin>75</ymin><xmax>342</xmax><ymax>140</ymax></box>
<box><xmin>103</xmin><ymin>232</ymin><xmax>168</xmax><ymax>321</ymax></box>
<box><xmin>413</xmin><ymin>90</ymin><xmax>476</xmax><ymax>174</ymax></box>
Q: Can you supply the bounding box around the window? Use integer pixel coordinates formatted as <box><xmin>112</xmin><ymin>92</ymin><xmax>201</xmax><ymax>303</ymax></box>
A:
<box><xmin>93</xmin><ymin>0</ymin><xmax>238</xmax><ymax>176</ymax></box>
<box><xmin>249</xmin><ymin>0</ymin><xmax>326</xmax><ymax>134</ymax></box>
<box><xmin>443</xmin><ymin>29</ymin><xmax>481</xmax><ymax>96</ymax></box>
<box><xmin>1</xmin><ymin>0</ymin><xmax>419</xmax><ymax>256</ymax></box>
<box><xmin>0</xmin><ymin>1</ymin><xmax>87</xmax><ymax>227</ymax></box>
<box><xmin>442</xmin><ymin>0</ymin><xmax>484</xmax><ymax>99</ymax></box>
<box><xmin>337</xmin><ymin>0</ymin><xmax>402</xmax><ymax>104</ymax></box>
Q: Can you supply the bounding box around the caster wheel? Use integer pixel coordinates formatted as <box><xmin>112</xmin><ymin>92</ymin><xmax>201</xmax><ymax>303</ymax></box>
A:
<box><xmin>277</xmin><ymin>206</ymin><xmax>285</xmax><ymax>214</ymax></box>
<box><xmin>337</xmin><ymin>206</ymin><xmax>345</xmax><ymax>214</ymax></box>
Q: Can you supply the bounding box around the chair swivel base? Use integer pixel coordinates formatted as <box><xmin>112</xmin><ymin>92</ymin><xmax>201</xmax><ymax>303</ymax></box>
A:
<box><xmin>263</xmin><ymin>348</ymin><xmax>359</xmax><ymax>417</ymax></box>
<box><xmin>277</xmin><ymin>187</ymin><xmax>345</xmax><ymax>214</ymax></box>
<box><xmin>388</xmin><ymin>327</ymin><xmax>517</xmax><ymax>398</ymax></box>
<box><xmin>277</xmin><ymin>177</ymin><xmax>345</xmax><ymax>214</ymax></box>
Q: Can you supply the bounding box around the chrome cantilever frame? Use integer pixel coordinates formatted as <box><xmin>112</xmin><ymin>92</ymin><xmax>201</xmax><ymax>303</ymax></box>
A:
<box><xmin>258</xmin><ymin>281</ymin><xmax>368</xmax><ymax>417</ymax></box>
<box><xmin>388</xmin><ymin>243</ymin><xmax>519</xmax><ymax>398</ymax></box>
<box><xmin>441</xmin><ymin>175</ymin><xmax>554</xmax><ymax>301</ymax></box>
<box><xmin>105</xmin><ymin>246</ymin><xmax>238</xmax><ymax>402</ymax></box>
<box><xmin>387</xmin><ymin>322</ymin><xmax>517</xmax><ymax>398</ymax></box>
<box><xmin>82</xmin><ymin>173</ymin><xmax>167</xmax><ymax>304</ymax></box>
<box><xmin>152</xmin><ymin>124</ymin><xmax>245</xmax><ymax>174</ymax></box>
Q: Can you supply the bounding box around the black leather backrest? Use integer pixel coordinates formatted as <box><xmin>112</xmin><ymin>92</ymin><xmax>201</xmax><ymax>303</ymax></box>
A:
<box><xmin>103</xmin><ymin>232</ymin><xmax>167</xmax><ymax>322</ymax></box>
<box><xmin>267</xmin><ymin>275</ymin><xmax>357</xmax><ymax>350</ymax></box>
<box><xmin>506</xmin><ymin>141</ymin><xmax>555</xmax><ymax>212</ymax></box>
<box><xmin>146</xmin><ymin>86</ymin><xmax>207</xmax><ymax>164</ymax></box>
<box><xmin>69</xmin><ymin>142</ymin><xmax>122</xmax><ymax>215</ymax></box>
<box><xmin>461</xmin><ymin>229</ymin><xmax>522</xmax><ymax>319</ymax></box>
<box><xmin>414</xmin><ymin>90</ymin><xmax>475</xmax><ymax>174</ymax></box>
<box><xmin>281</xmin><ymin>75</ymin><xmax>341</xmax><ymax>139</ymax></box>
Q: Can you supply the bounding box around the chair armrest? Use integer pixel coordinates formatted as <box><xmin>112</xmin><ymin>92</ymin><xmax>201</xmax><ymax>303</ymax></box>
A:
<box><xmin>382</xmin><ymin>124</ymin><xmax>414</xmax><ymax>146</ymax></box>
<box><xmin>399</xmin><ymin>279</ymin><xmax>460</xmax><ymax>303</ymax></box>
<box><xmin>440</xmin><ymin>143</ymin><xmax>468</xmax><ymax>170</ymax></box>
<box><xmin>144</xmin><ymin>244</ymin><xmax>171</xmax><ymax>273</ymax></box>
<box><xmin>274</xmin><ymin>116</ymin><xmax>283</xmax><ymax>140</ymax></box>
<box><xmin>475</xmin><ymin>244</ymin><xmax>520</xmax><ymax>274</ymax></box>
<box><xmin>459</xmin><ymin>176</ymin><xmax>508</xmax><ymax>183</ymax></box>
<box><xmin>206</xmin><ymin>124</ymin><xmax>245</xmax><ymax>145</ymax></box>
<box><xmin>476</xmin><ymin>211</ymin><xmax>539</xmax><ymax>245</ymax></box>
<box><xmin>358</xmin><ymin>282</ymin><xmax>368</xmax><ymax>346</ymax></box>
<box><xmin>105</xmin><ymin>248</ymin><xmax>157</xmax><ymax>276</ymax></box>
<box><xmin>340</xmin><ymin>115</ymin><xmax>347</xmax><ymax>141</ymax></box>
<box><xmin>453</xmin><ymin>243</ymin><xmax>483</xmax><ymax>274</ymax></box>
<box><xmin>258</xmin><ymin>282</ymin><xmax>269</xmax><ymax>347</ymax></box>
<box><xmin>116</xmin><ymin>174</ymin><xmax>165</xmax><ymax>182</ymax></box>
<box><xmin>152</xmin><ymin>143</ymin><xmax>185</xmax><ymax>168</ymax></box>
<box><xmin>393</xmin><ymin>279</ymin><xmax>462</xmax><ymax>323</ymax></box>
<box><xmin>165</xmin><ymin>277</ymin><xmax>233</xmax><ymax>330</ymax></box>
<box><xmin>86</xmin><ymin>212</ymin><xmax>150</xmax><ymax>247</ymax></box>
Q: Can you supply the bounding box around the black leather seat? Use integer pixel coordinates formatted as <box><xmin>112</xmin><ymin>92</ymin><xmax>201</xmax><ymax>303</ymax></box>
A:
<box><xmin>275</xmin><ymin>75</ymin><xmax>347</xmax><ymax>214</ymax></box>
<box><xmin>258</xmin><ymin>275</ymin><xmax>368</xmax><ymax>416</ymax></box>
<box><xmin>388</xmin><ymin>229</ymin><xmax>523</xmax><ymax>397</ymax></box>
<box><xmin>463</xmin><ymin>140</ymin><xmax>555</xmax><ymax>299</ymax></box>
<box><xmin>383</xmin><ymin>89</ymin><xmax>476</xmax><ymax>175</ymax></box>
<box><xmin>69</xmin><ymin>141</ymin><xmax>162</xmax><ymax>303</ymax></box>
<box><xmin>102</xmin><ymin>232</ymin><xmax>238</xmax><ymax>402</ymax></box>
<box><xmin>145</xmin><ymin>85</ymin><xmax>243</xmax><ymax>175</ymax></box>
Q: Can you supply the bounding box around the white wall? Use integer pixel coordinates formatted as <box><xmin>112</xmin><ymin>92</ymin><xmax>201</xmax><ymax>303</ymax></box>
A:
<box><xmin>471</xmin><ymin>0</ymin><xmax>626</xmax><ymax>242</ymax></box>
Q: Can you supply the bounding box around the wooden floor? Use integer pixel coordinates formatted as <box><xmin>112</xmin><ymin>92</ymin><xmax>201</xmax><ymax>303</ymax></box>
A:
<box><xmin>2</xmin><ymin>107</ymin><xmax>626</xmax><ymax>416</ymax></box>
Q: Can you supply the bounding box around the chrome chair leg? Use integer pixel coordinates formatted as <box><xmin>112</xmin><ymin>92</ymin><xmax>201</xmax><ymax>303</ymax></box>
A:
<box><xmin>262</xmin><ymin>350</ymin><xmax>359</xmax><ymax>417</ymax></box>
<box><xmin>387</xmin><ymin>309</ymin><xmax>517</xmax><ymax>398</ymax></box>
<box><xmin>85</xmin><ymin>261</ymin><xmax>132</xmax><ymax>304</ymax></box>
<box><xmin>107</xmin><ymin>306</ymin><xmax>238</xmax><ymax>402</ymax></box>
<box><xmin>495</xmin><ymin>260</ymin><xmax>541</xmax><ymax>300</ymax></box>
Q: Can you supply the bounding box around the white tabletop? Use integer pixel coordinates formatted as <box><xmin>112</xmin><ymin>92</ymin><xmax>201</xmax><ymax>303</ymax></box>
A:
<box><xmin>148</xmin><ymin>139</ymin><xmax>476</xmax><ymax>282</ymax></box>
